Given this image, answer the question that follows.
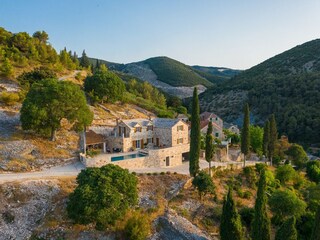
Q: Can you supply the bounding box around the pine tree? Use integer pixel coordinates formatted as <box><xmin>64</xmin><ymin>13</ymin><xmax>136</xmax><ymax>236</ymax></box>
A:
<box><xmin>80</xmin><ymin>50</ymin><xmax>90</xmax><ymax>68</ymax></box>
<box><xmin>252</xmin><ymin>169</ymin><xmax>271</xmax><ymax>240</ymax></box>
<box><xmin>268</xmin><ymin>114</ymin><xmax>278</xmax><ymax>166</ymax></box>
<box><xmin>0</xmin><ymin>58</ymin><xmax>13</xmax><ymax>77</ymax></box>
<box><xmin>205</xmin><ymin>121</ymin><xmax>214</xmax><ymax>176</ymax></box>
<box><xmin>220</xmin><ymin>188</ymin><xmax>244</xmax><ymax>240</ymax></box>
<box><xmin>311</xmin><ymin>205</ymin><xmax>320</xmax><ymax>240</ymax></box>
<box><xmin>263</xmin><ymin>120</ymin><xmax>270</xmax><ymax>159</ymax></box>
<box><xmin>241</xmin><ymin>104</ymin><xmax>250</xmax><ymax>167</ymax></box>
<box><xmin>189</xmin><ymin>87</ymin><xmax>200</xmax><ymax>177</ymax></box>
<box><xmin>275</xmin><ymin>217</ymin><xmax>297</xmax><ymax>240</ymax></box>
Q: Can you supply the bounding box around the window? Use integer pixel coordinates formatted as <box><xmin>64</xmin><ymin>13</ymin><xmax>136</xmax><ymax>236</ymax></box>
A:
<box><xmin>147</xmin><ymin>125</ymin><xmax>153</xmax><ymax>131</ymax></box>
<box><xmin>177</xmin><ymin>138</ymin><xmax>183</xmax><ymax>144</ymax></box>
<box><xmin>215</xmin><ymin>132</ymin><xmax>219</xmax><ymax>137</ymax></box>
<box><xmin>147</xmin><ymin>138</ymin><xmax>153</xmax><ymax>144</ymax></box>
<box><xmin>135</xmin><ymin>127</ymin><xmax>142</xmax><ymax>133</ymax></box>
<box><xmin>177</xmin><ymin>125</ymin><xmax>184</xmax><ymax>131</ymax></box>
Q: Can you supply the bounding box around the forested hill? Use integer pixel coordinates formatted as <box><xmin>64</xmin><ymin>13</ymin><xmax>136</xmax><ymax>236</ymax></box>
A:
<box><xmin>89</xmin><ymin>56</ymin><xmax>240</xmax><ymax>88</ymax></box>
<box><xmin>0</xmin><ymin>27</ymin><xmax>79</xmax><ymax>78</ymax></box>
<box><xmin>200</xmin><ymin>39</ymin><xmax>320</xmax><ymax>145</ymax></box>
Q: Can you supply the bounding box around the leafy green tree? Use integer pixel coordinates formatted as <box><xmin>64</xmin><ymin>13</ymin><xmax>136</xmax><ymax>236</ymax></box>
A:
<box><xmin>20</xmin><ymin>79</ymin><xmax>93</xmax><ymax>141</ymax></box>
<box><xmin>250</xmin><ymin>125</ymin><xmax>264</xmax><ymax>156</ymax></box>
<box><xmin>252</xmin><ymin>169</ymin><xmax>271</xmax><ymax>240</ymax></box>
<box><xmin>311</xmin><ymin>205</ymin><xmax>320</xmax><ymax>240</ymax></box>
<box><xmin>84</xmin><ymin>66</ymin><xmax>125</xmax><ymax>103</ymax></box>
<box><xmin>205</xmin><ymin>121</ymin><xmax>215</xmax><ymax>176</ymax></box>
<box><xmin>269</xmin><ymin>189</ymin><xmax>307</xmax><ymax>221</ymax></box>
<box><xmin>0</xmin><ymin>58</ymin><xmax>13</xmax><ymax>77</ymax></box>
<box><xmin>275</xmin><ymin>164</ymin><xmax>297</xmax><ymax>184</ymax></box>
<box><xmin>192</xmin><ymin>171</ymin><xmax>215</xmax><ymax>200</ymax></box>
<box><xmin>263</xmin><ymin>120</ymin><xmax>270</xmax><ymax>158</ymax></box>
<box><xmin>220</xmin><ymin>188</ymin><xmax>244</xmax><ymax>240</ymax></box>
<box><xmin>67</xmin><ymin>165</ymin><xmax>138</xmax><ymax>230</ymax></box>
<box><xmin>189</xmin><ymin>87</ymin><xmax>200</xmax><ymax>177</ymax></box>
<box><xmin>241</xmin><ymin>104</ymin><xmax>250</xmax><ymax>167</ymax></box>
<box><xmin>286</xmin><ymin>144</ymin><xmax>308</xmax><ymax>169</ymax></box>
<box><xmin>17</xmin><ymin>67</ymin><xmax>57</xmax><ymax>89</ymax></box>
<box><xmin>124</xmin><ymin>211</ymin><xmax>150</xmax><ymax>240</ymax></box>
<box><xmin>268</xmin><ymin>114</ymin><xmax>278</xmax><ymax>166</ymax></box>
<box><xmin>80</xmin><ymin>49</ymin><xmax>90</xmax><ymax>68</ymax></box>
<box><xmin>275</xmin><ymin>217</ymin><xmax>298</xmax><ymax>240</ymax></box>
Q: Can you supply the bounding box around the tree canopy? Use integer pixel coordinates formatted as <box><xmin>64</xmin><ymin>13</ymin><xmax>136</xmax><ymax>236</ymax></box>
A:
<box><xmin>20</xmin><ymin>78</ymin><xmax>93</xmax><ymax>140</ymax></box>
<box><xmin>192</xmin><ymin>171</ymin><xmax>215</xmax><ymax>200</ymax></box>
<box><xmin>84</xmin><ymin>65</ymin><xmax>125</xmax><ymax>103</ymax></box>
<box><xmin>286</xmin><ymin>144</ymin><xmax>308</xmax><ymax>169</ymax></box>
<box><xmin>67</xmin><ymin>165</ymin><xmax>138</xmax><ymax>230</ymax></box>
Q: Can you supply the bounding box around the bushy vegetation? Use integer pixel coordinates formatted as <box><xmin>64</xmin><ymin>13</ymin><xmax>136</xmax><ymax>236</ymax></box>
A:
<box><xmin>200</xmin><ymin>39</ymin><xmax>320</xmax><ymax>145</ymax></box>
<box><xmin>0</xmin><ymin>91</ymin><xmax>20</xmax><ymax>105</ymax></box>
<box><xmin>306</xmin><ymin>161</ymin><xmax>320</xmax><ymax>183</ymax></box>
<box><xmin>124</xmin><ymin>211</ymin><xmax>150</xmax><ymax>240</ymax></box>
<box><xmin>192</xmin><ymin>171</ymin><xmax>215</xmax><ymax>200</ymax></box>
<box><xmin>67</xmin><ymin>165</ymin><xmax>138</xmax><ymax>230</ymax></box>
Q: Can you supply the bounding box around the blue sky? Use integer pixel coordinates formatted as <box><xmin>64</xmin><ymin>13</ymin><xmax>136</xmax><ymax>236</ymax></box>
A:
<box><xmin>1</xmin><ymin>0</ymin><xmax>320</xmax><ymax>69</ymax></box>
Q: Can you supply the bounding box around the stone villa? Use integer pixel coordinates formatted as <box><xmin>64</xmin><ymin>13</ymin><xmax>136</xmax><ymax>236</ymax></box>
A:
<box><xmin>200</xmin><ymin>112</ymin><xmax>225</xmax><ymax>140</ymax></box>
<box><xmin>81</xmin><ymin>118</ymin><xmax>190</xmax><ymax>169</ymax></box>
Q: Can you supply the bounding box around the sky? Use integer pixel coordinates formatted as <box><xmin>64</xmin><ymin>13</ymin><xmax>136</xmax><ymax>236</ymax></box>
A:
<box><xmin>1</xmin><ymin>0</ymin><xmax>320</xmax><ymax>69</ymax></box>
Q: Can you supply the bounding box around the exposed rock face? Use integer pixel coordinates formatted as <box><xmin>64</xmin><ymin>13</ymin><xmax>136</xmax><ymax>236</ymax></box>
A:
<box><xmin>0</xmin><ymin>109</ymin><xmax>20</xmax><ymax>139</ymax></box>
<box><xmin>151</xmin><ymin>209</ymin><xmax>216</xmax><ymax>240</ymax></box>
<box><xmin>0</xmin><ymin>180</ymin><xmax>60</xmax><ymax>240</ymax></box>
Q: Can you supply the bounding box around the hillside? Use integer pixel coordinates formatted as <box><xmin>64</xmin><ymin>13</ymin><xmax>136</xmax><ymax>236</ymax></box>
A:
<box><xmin>88</xmin><ymin>56</ymin><xmax>240</xmax><ymax>98</ymax></box>
<box><xmin>200</xmin><ymin>39</ymin><xmax>320</xmax><ymax>145</ymax></box>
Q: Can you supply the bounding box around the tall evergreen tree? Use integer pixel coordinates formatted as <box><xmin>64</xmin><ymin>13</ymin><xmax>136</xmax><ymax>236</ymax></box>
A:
<box><xmin>263</xmin><ymin>120</ymin><xmax>270</xmax><ymax>159</ymax></box>
<box><xmin>311</xmin><ymin>205</ymin><xmax>320</xmax><ymax>240</ymax></box>
<box><xmin>80</xmin><ymin>50</ymin><xmax>90</xmax><ymax>68</ymax></box>
<box><xmin>252</xmin><ymin>169</ymin><xmax>271</xmax><ymax>240</ymax></box>
<box><xmin>189</xmin><ymin>87</ymin><xmax>200</xmax><ymax>177</ymax></box>
<box><xmin>220</xmin><ymin>188</ymin><xmax>244</xmax><ymax>240</ymax></box>
<box><xmin>205</xmin><ymin>121</ymin><xmax>214</xmax><ymax>176</ymax></box>
<box><xmin>268</xmin><ymin>114</ymin><xmax>278</xmax><ymax>166</ymax></box>
<box><xmin>241</xmin><ymin>104</ymin><xmax>250</xmax><ymax>167</ymax></box>
<box><xmin>275</xmin><ymin>217</ymin><xmax>297</xmax><ymax>240</ymax></box>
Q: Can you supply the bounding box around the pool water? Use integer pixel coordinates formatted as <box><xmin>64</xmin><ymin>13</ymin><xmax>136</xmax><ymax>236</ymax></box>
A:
<box><xmin>111</xmin><ymin>153</ymin><xmax>146</xmax><ymax>162</ymax></box>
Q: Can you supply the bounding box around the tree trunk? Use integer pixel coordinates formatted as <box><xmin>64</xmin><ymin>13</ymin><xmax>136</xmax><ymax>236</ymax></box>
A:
<box><xmin>83</xmin><ymin>126</ymin><xmax>87</xmax><ymax>154</ymax></box>
<box><xmin>243</xmin><ymin>154</ymin><xmax>246</xmax><ymax>167</ymax></box>
<box><xmin>209</xmin><ymin>161</ymin><xmax>212</xmax><ymax>177</ymax></box>
<box><xmin>50</xmin><ymin>127</ymin><xmax>56</xmax><ymax>141</ymax></box>
<box><xmin>270</xmin><ymin>156</ymin><xmax>273</xmax><ymax>166</ymax></box>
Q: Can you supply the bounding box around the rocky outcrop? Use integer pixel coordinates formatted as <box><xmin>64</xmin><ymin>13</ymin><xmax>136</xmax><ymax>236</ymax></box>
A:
<box><xmin>151</xmin><ymin>209</ymin><xmax>216</xmax><ymax>240</ymax></box>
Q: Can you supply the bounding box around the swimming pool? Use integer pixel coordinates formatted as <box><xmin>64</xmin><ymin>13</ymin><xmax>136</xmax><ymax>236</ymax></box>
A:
<box><xmin>111</xmin><ymin>153</ymin><xmax>147</xmax><ymax>162</ymax></box>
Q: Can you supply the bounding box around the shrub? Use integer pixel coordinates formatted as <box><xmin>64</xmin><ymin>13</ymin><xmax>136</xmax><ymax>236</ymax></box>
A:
<box><xmin>0</xmin><ymin>92</ymin><xmax>20</xmax><ymax>105</ymax></box>
<box><xmin>275</xmin><ymin>164</ymin><xmax>297</xmax><ymax>184</ymax></box>
<box><xmin>192</xmin><ymin>171</ymin><xmax>216</xmax><ymax>200</ymax></box>
<box><xmin>67</xmin><ymin>165</ymin><xmax>138</xmax><ymax>230</ymax></box>
<box><xmin>269</xmin><ymin>189</ymin><xmax>307</xmax><ymax>221</ymax></box>
<box><xmin>255</xmin><ymin>163</ymin><xmax>267</xmax><ymax>173</ymax></box>
<box><xmin>124</xmin><ymin>211</ymin><xmax>150</xmax><ymax>240</ymax></box>
<box><xmin>306</xmin><ymin>161</ymin><xmax>320</xmax><ymax>183</ymax></box>
<box><xmin>239</xmin><ymin>207</ymin><xmax>255</xmax><ymax>228</ymax></box>
<box><xmin>160</xmin><ymin>172</ymin><xmax>165</xmax><ymax>175</ymax></box>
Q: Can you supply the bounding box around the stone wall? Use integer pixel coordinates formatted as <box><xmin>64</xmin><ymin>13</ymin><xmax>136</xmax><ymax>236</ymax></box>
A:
<box><xmin>171</xmin><ymin>122</ymin><xmax>189</xmax><ymax>146</ymax></box>
<box><xmin>80</xmin><ymin>144</ymin><xmax>190</xmax><ymax>169</ymax></box>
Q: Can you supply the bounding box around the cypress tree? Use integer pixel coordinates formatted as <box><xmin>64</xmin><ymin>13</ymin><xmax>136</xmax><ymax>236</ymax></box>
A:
<box><xmin>189</xmin><ymin>87</ymin><xmax>200</xmax><ymax>177</ymax></box>
<box><xmin>275</xmin><ymin>217</ymin><xmax>297</xmax><ymax>240</ymax></box>
<box><xmin>252</xmin><ymin>169</ymin><xmax>271</xmax><ymax>240</ymax></box>
<box><xmin>268</xmin><ymin>114</ymin><xmax>278</xmax><ymax>166</ymax></box>
<box><xmin>205</xmin><ymin>121</ymin><xmax>214</xmax><ymax>176</ymax></box>
<box><xmin>241</xmin><ymin>104</ymin><xmax>250</xmax><ymax>167</ymax></box>
<box><xmin>220</xmin><ymin>188</ymin><xmax>244</xmax><ymax>240</ymax></box>
<box><xmin>80</xmin><ymin>50</ymin><xmax>90</xmax><ymax>68</ymax></box>
<box><xmin>263</xmin><ymin>120</ymin><xmax>270</xmax><ymax>159</ymax></box>
<box><xmin>311</xmin><ymin>205</ymin><xmax>320</xmax><ymax>240</ymax></box>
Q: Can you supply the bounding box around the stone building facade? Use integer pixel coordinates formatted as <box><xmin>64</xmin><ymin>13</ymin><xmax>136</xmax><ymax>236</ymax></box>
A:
<box><xmin>82</xmin><ymin>118</ymin><xmax>190</xmax><ymax>169</ymax></box>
